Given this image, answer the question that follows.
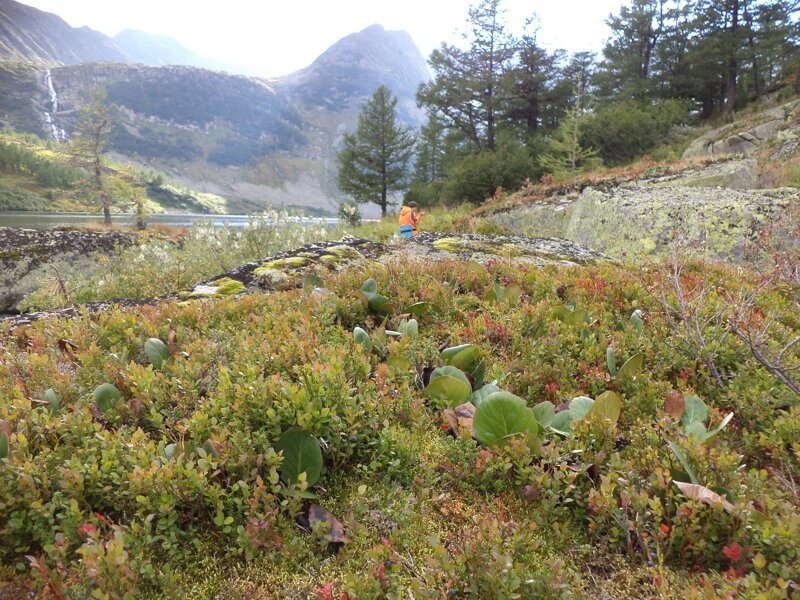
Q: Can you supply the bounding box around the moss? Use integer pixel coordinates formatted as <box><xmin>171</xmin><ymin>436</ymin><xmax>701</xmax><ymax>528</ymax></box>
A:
<box><xmin>432</xmin><ymin>237</ymin><xmax>463</xmax><ymax>252</ymax></box>
<box><xmin>258</xmin><ymin>256</ymin><xmax>311</xmax><ymax>270</ymax></box>
<box><xmin>319</xmin><ymin>254</ymin><xmax>345</xmax><ymax>265</ymax></box>
<box><xmin>325</xmin><ymin>245</ymin><xmax>362</xmax><ymax>259</ymax></box>
<box><xmin>209</xmin><ymin>277</ymin><xmax>245</xmax><ymax>296</ymax></box>
<box><xmin>297</xmin><ymin>252</ymin><xmax>317</xmax><ymax>258</ymax></box>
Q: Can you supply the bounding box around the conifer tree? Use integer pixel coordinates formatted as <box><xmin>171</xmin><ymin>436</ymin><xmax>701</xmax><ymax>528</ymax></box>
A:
<box><xmin>538</xmin><ymin>90</ymin><xmax>597</xmax><ymax>177</ymax></box>
<box><xmin>68</xmin><ymin>88</ymin><xmax>113</xmax><ymax>224</ymax></box>
<box><xmin>337</xmin><ymin>86</ymin><xmax>415</xmax><ymax>216</ymax></box>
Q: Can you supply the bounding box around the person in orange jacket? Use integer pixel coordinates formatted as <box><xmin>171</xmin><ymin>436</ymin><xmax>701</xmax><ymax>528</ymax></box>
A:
<box><xmin>398</xmin><ymin>201</ymin><xmax>425</xmax><ymax>237</ymax></box>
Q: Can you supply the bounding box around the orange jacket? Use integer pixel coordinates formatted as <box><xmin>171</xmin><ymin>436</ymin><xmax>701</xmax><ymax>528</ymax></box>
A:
<box><xmin>398</xmin><ymin>206</ymin><xmax>422</xmax><ymax>231</ymax></box>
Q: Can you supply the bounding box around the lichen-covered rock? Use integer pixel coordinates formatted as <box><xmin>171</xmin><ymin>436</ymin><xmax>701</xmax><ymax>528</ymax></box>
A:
<box><xmin>405</xmin><ymin>232</ymin><xmax>611</xmax><ymax>266</ymax></box>
<box><xmin>255</xmin><ymin>268</ymin><xmax>295</xmax><ymax>291</ymax></box>
<box><xmin>651</xmin><ymin>159</ymin><xmax>758</xmax><ymax>190</ymax></box>
<box><xmin>493</xmin><ymin>184</ymin><xmax>797</xmax><ymax>262</ymax></box>
<box><xmin>0</xmin><ymin>227</ymin><xmax>135</xmax><ymax>313</ymax></box>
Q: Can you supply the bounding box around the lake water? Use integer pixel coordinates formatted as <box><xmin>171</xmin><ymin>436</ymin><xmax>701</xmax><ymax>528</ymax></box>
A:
<box><xmin>0</xmin><ymin>211</ymin><xmax>341</xmax><ymax>229</ymax></box>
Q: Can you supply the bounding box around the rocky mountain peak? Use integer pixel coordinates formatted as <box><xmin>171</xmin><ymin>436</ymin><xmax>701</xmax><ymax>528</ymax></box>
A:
<box><xmin>285</xmin><ymin>23</ymin><xmax>430</xmax><ymax>114</ymax></box>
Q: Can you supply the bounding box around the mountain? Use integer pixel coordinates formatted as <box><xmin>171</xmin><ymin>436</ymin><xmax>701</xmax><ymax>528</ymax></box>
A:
<box><xmin>113</xmin><ymin>29</ymin><xmax>228</xmax><ymax>72</ymax></box>
<box><xmin>0</xmin><ymin>3</ymin><xmax>431</xmax><ymax>215</ymax></box>
<box><xmin>0</xmin><ymin>0</ymin><xmax>225</xmax><ymax>70</ymax></box>
<box><xmin>286</xmin><ymin>24</ymin><xmax>429</xmax><ymax>117</ymax></box>
<box><xmin>0</xmin><ymin>0</ymin><xmax>127</xmax><ymax>64</ymax></box>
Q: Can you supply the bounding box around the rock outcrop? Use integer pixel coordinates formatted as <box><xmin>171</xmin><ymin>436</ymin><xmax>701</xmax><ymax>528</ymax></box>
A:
<box><xmin>491</xmin><ymin>180</ymin><xmax>797</xmax><ymax>262</ymax></box>
<box><xmin>0</xmin><ymin>227</ymin><xmax>135</xmax><ymax>313</ymax></box>
<box><xmin>682</xmin><ymin>99</ymin><xmax>800</xmax><ymax>159</ymax></box>
<box><xmin>1</xmin><ymin>232</ymin><xmax>608</xmax><ymax>329</ymax></box>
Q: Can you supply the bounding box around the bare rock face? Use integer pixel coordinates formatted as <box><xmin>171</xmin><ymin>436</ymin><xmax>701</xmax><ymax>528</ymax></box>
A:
<box><xmin>682</xmin><ymin>99</ymin><xmax>800</xmax><ymax>159</ymax></box>
<box><xmin>0</xmin><ymin>227</ymin><xmax>135</xmax><ymax>313</ymax></box>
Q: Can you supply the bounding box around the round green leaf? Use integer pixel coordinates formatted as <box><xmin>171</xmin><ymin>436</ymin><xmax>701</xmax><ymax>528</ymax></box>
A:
<box><xmin>443</xmin><ymin>345</ymin><xmax>482</xmax><ymax>374</ymax></box>
<box><xmin>360</xmin><ymin>278</ymin><xmax>377</xmax><ymax>294</ymax></box>
<box><xmin>426</xmin><ymin>366</ymin><xmax>472</xmax><ymax>408</ymax></box>
<box><xmin>0</xmin><ymin>431</ymin><xmax>8</xmax><ymax>459</ymax></box>
<box><xmin>550</xmin><ymin>411</ymin><xmax>572</xmax><ymax>435</ymax></box>
<box><xmin>569</xmin><ymin>396</ymin><xmax>595</xmax><ymax>421</ymax></box>
<box><xmin>616</xmin><ymin>352</ymin><xmax>644</xmax><ymax>380</ymax></box>
<box><xmin>473</xmin><ymin>392</ymin><xmax>538</xmax><ymax>450</ymax></box>
<box><xmin>405</xmin><ymin>302</ymin><xmax>429</xmax><ymax>316</ymax></box>
<box><xmin>44</xmin><ymin>388</ymin><xmax>60</xmax><ymax>414</ymax></box>
<box><xmin>681</xmin><ymin>395</ymin><xmax>708</xmax><ymax>426</ymax></box>
<box><xmin>470</xmin><ymin>383</ymin><xmax>501</xmax><ymax>407</ymax></box>
<box><xmin>587</xmin><ymin>391</ymin><xmax>622</xmax><ymax>426</ymax></box>
<box><xmin>606</xmin><ymin>347</ymin><xmax>617</xmax><ymax>376</ymax></box>
<box><xmin>353</xmin><ymin>327</ymin><xmax>372</xmax><ymax>351</ymax></box>
<box><xmin>145</xmin><ymin>338</ymin><xmax>170</xmax><ymax>369</ymax></box>
<box><xmin>276</xmin><ymin>429</ymin><xmax>323</xmax><ymax>486</ymax></box>
<box><xmin>93</xmin><ymin>383</ymin><xmax>121</xmax><ymax>413</ymax></box>
<box><xmin>533</xmin><ymin>401</ymin><xmax>555</xmax><ymax>428</ymax></box>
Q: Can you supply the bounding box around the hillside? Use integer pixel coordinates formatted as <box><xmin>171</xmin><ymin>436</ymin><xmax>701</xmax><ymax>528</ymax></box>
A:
<box><xmin>0</xmin><ymin>10</ymin><xmax>430</xmax><ymax>214</ymax></box>
<box><xmin>0</xmin><ymin>130</ymin><xmax>230</xmax><ymax>214</ymax></box>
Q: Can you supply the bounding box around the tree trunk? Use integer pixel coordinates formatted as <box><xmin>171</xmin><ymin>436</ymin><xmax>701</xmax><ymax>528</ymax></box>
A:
<box><xmin>723</xmin><ymin>0</ymin><xmax>740</xmax><ymax>122</ymax></box>
<box><xmin>795</xmin><ymin>61</ymin><xmax>800</xmax><ymax>93</ymax></box>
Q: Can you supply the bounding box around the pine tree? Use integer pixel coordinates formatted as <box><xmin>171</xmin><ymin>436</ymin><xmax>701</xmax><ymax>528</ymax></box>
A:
<box><xmin>417</xmin><ymin>0</ymin><xmax>514</xmax><ymax>152</ymax></box>
<box><xmin>336</xmin><ymin>86</ymin><xmax>415</xmax><ymax>217</ymax></box>
<box><xmin>68</xmin><ymin>88</ymin><xmax>113</xmax><ymax>225</ymax></box>
<box><xmin>595</xmin><ymin>0</ymin><xmax>668</xmax><ymax>100</ymax></box>
<box><xmin>413</xmin><ymin>114</ymin><xmax>448</xmax><ymax>184</ymax></box>
<box><xmin>502</xmin><ymin>18</ymin><xmax>562</xmax><ymax>137</ymax></box>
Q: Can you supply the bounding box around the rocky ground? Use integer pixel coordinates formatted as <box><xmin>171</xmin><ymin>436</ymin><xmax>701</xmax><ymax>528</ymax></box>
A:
<box><xmin>682</xmin><ymin>98</ymin><xmax>800</xmax><ymax>159</ymax></box>
<box><xmin>1</xmin><ymin>232</ymin><xmax>611</xmax><ymax>330</ymax></box>
<box><xmin>492</xmin><ymin>178</ymin><xmax>797</xmax><ymax>262</ymax></box>
<box><xmin>0</xmin><ymin>227</ymin><xmax>135</xmax><ymax>314</ymax></box>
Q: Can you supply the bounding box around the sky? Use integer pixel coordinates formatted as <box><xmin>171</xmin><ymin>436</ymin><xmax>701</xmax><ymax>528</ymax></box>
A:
<box><xmin>22</xmin><ymin>0</ymin><xmax>625</xmax><ymax>77</ymax></box>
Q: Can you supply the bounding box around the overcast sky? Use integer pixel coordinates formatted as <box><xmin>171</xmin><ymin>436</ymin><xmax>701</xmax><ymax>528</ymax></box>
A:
<box><xmin>23</xmin><ymin>0</ymin><xmax>625</xmax><ymax>76</ymax></box>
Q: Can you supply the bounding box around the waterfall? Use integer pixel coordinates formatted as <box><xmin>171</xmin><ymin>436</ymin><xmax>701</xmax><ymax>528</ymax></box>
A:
<box><xmin>42</xmin><ymin>69</ymin><xmax>67</xmax><ymax>142</ymax></box>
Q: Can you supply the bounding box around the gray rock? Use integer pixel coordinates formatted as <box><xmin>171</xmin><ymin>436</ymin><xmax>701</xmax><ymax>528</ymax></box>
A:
<box><xmin>682</xmin><ymin>99</ymin><xmax>799</xmax><ymax>159</ymax></box>
<box><xmin>653</xmin><ymin>159</ymin><xmax>758</xmax><ymax>190</ymax></box>
<box><xmin>0</xmin><ymin>227</ymin><xmax>135</xmax><ymax>313</ymax></box>
<box><xmin>492</xmin><ymin>185</ymin><xmax>798</xmax><ymax>262</ymax></box>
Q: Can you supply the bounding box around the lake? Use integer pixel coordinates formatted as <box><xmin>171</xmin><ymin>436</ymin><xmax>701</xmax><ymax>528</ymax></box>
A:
<box><xmin>0</xmin><ymin>211</ymin><xmax>341</xmax><ymax>229</ymax></box>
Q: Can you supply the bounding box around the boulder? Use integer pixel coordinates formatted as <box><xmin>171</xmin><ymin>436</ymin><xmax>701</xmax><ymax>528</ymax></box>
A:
<box><xmin>0</xmin><ymin>227</ymin><xmax>135</xmax><ymax>313</ymax></box>
<box><xmin>654</xmin><ymin>159</ymin><xmax>758</xmax><ymax>190</ymax></box>
<box><xmin>682</xmin><ymin>99</ymin><xmax>797</xmax><ymax>159</ymax></box>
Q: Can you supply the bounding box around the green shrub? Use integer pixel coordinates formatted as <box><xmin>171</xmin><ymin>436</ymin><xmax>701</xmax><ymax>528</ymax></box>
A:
<box><xmin>442</xmin><ymin>143</ymin><xmax>536</xmax><ymax>204</ymax></box>
<box><xmin>581</xmin><ymin>99</ymin><xmax>691</xmax><ymax>165</ymax></box>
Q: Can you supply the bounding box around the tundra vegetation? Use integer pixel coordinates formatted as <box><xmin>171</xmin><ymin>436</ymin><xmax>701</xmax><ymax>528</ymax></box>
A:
<box><xmin>1</xmin><ymin>225</ymin><xmax>799</xmax><ymax>597</ymax></box>
<box><xmin>0</xmin><ymin>0</ymin><xmax>799</xmax><ymax>596</ymax></box>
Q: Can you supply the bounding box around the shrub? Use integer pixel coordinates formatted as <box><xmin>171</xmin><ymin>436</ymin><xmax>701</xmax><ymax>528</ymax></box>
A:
<box><xmin>442</xmin><ymin>143</ymin><xmax>536</xmax><ymax>204</ymax></box>
<box><xmin>581</xmin><ymin>99</ymin><xmax>691</xmax><ymax>165</ymax></box>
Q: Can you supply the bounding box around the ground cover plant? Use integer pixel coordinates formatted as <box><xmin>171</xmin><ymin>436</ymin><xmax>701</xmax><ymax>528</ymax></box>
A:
<box><xmin>17</xmin><ymin>213</ymin><xmax>345</xmax><ymax>312</ymax></box>
<box><xmin>1</xmin><ymin>253</ymin><xmax>798</xmax><ymax>598</ymax></box>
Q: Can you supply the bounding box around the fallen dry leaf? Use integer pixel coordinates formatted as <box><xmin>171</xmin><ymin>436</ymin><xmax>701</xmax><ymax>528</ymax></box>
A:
<box><xmin>664</xmin><ymin>390</ymin><xmax>685</xmax><ymax>420</ymax></box>
<box><xmin>308</xmin><ymin>505</ymin><xmax>348</xmax><ymax>544</ymax></box>
<box><xmin>673</xmin><ymin>481</ymin><xmax>734</xmax><ymax>513</ymax></box>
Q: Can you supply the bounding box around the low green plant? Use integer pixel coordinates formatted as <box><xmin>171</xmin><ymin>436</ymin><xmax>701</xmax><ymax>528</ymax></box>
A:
<box><xmin>275</xmin><ymin>429</ymin><xmax>323</xmax><ymax>488</ymax></box>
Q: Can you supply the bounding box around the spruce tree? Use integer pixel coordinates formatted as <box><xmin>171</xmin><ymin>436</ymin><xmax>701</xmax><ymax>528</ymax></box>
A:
<box><xmin>336</xmin><ymin>86</ymin><xmax>415</xmax><ymax>217</ymax></box>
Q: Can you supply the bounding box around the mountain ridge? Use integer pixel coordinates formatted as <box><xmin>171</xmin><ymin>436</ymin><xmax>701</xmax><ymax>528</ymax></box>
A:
<box><xmin>0</xmin><ymin>2</ymin><xmax>431</xmax><ymax>215</ymax></box>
